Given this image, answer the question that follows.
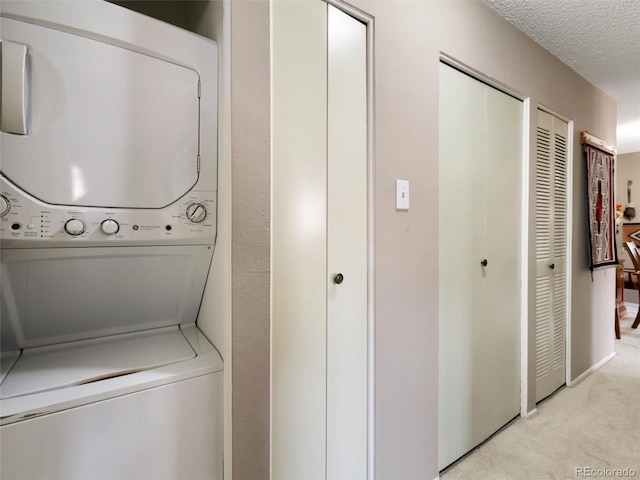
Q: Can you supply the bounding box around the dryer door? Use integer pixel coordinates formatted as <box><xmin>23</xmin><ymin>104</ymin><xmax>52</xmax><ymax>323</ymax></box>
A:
<box><xmin>0</xmin><ymin>17</ymin><xmax>200</xmax><ymax>209</ymax></box>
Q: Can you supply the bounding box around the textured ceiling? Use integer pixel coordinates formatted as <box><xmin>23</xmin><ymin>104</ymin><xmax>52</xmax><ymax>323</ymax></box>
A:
<box><xmin>481</xmin><ymin>0</ymin><xmax>640</xmax><ymax>154</ymax></box>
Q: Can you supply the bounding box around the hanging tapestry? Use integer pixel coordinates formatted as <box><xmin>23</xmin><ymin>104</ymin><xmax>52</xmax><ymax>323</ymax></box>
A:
<box><xmin>585</xmin><ymin>144</ymin><xmax>617</xmax><ymax>269</ymax></box>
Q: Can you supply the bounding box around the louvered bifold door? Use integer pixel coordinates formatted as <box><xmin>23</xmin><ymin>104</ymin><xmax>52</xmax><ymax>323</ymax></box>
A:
<box><xmin>535</xmin><ymin>109</ymin><xmax>569</xmax><ymax>402</ymax></box>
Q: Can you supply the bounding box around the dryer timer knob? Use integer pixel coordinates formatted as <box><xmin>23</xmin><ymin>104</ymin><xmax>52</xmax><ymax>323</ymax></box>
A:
<box><xmin>186</xmin><ymin>203</ymin><xmax>207</xmax><ymax>224</ymax></box>
<box><xmin>101</xmin><ymin>219</ymin><xmax>120</xmax><ymax>235</ymax></box>
<box><xmin>65</xmin><ymin>219</ymin><xmax>85</xmax><ymax>236</ymax></box>
<box><xmin>0</xmin><ymin>195</ymin><xmax>10</xmax><ymax>217</ymax></box>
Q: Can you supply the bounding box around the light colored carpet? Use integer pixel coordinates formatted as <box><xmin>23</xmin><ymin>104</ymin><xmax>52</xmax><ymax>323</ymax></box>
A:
<box><xmin>441</xmin><ymin>307</ymin><xmax>640</xmax><ymax>480</ymax></box>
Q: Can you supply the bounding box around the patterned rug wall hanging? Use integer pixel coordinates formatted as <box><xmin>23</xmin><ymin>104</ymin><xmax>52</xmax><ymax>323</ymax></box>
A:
<box><xmin>585</xmin><ymin>144</ymin><xmax>617</xmax><ymax>269</ymax></box>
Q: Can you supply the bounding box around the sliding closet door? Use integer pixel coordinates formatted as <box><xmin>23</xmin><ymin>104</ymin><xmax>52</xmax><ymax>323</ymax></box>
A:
<box><xmin>535</xmin><ymin>109</ymin><xmax>568</xmax><ymax>402</ymax></box>
<box><xmin>273</xmin><ymin>2</ymin><xmax>328</xmax><ymax>476</ymax></box>
<box><xmin>439</xmin><ymin>63</ymin><xmax>522</xmax><ymax>470</ymax></box>
<box><xmin>273</xmin><ymin>3</ymin><xmax>368</xmax><ymax>479</ymax></box>
<box><xmin>326</xmin><ymin>6</ymin><xmax>368</xmax><ymax>479</ymax></box>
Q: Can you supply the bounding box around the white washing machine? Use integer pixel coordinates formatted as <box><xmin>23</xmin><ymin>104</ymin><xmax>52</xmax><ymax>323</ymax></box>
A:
<box><xmin>0</xmin><ymin>1</ymin><xmax>223</xmax><ymax>478</ymax></box>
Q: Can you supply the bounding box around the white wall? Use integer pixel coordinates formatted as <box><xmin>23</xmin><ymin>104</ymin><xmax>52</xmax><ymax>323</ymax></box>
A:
<box><xmin>616</xmin><ymin>152</ymin><xmax>640</xmax><ymax>209</ymax></box>
<box><xmin>617</xmin><ymin>152</ymin><xmax>640</xmax><ymax>211</ymax></box>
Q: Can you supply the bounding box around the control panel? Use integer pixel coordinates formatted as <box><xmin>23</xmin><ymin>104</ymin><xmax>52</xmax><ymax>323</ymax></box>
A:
<box><xmin>0</xmin><ymin>177</ymin><xmax>216</xmax><ymax>248</ymax></box>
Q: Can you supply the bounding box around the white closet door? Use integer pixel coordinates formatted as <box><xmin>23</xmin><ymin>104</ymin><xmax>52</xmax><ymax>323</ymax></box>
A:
<box><xmin>326</xmin><ymin>6</ymin><xmax>368</xmax><ymax>480</ymax></box>
<box><xmin>438</xmin><ymin>63</ymin><xmax>486</xmax><ymax>470</ymax></box>
<box><xmin>535</xmin><ymin>109</ymin><xmax>568</xmax><ymax>402</ymax></box>
<box><xmin>483</xmin><ymin>86</ymin><xmax>522</xmax><ymax>435</ymax></box>
<box><xmin>272</xmin><ymin>2</ymin><xmax>328</xmax><ymax>477</ymax></box>
<box><xmin>439</xmin><ymin>63</ymin><xmax>522</xmax><ymax>470</ymax></box>
<box><xmin>273</xmin><ymin>2</ymin><xmax>368</xmax><ymax>479</ymax></box>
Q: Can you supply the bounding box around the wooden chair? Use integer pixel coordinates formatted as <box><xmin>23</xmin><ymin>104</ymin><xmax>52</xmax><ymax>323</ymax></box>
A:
<box><xmin>622</xmin><ymin>241</ymin><xmax>640</xmax><ymax>331</ymax></box>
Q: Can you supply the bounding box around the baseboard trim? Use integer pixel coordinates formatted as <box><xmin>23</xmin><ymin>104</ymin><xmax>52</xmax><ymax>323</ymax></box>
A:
<box><xmin>568</xmin><ymin>351</ymin><xmax>616</xmax><ymax>387</ymax></box>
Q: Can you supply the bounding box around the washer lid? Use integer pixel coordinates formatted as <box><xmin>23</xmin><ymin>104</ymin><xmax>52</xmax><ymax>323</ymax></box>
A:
<box><xmin>0</xmin><ymin>327</ymin><xmax>195</xmax><ymax>399</ymax></box>
<box><xmin>1</xmin><ymin>17</ymin><xmax>200</xmax><ymax>209</ymax></box>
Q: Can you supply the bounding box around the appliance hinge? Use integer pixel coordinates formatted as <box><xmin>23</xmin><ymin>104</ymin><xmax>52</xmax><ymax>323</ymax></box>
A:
<box><xmin>197</xmin><ymin>155</ymin><xmax>201</xmax><ymax>172</ymax></box>
<box><xmin>198</xmin><ymin>80</ymin><xmax>201</xmax><ymax>98</ymax></box>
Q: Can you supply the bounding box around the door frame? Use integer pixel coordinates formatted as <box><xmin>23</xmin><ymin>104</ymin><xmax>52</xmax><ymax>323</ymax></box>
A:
<box><xmin>439</xmin><ymin>53</ymin><xmax>531</xmax><ymax>418</ymax></box>
<box><xmin>537</xmin><ymin>105</ymin><xmax>574</xmax><ymax>391</ymax></box>
<box><xmin>324</xmin><ymin>1</ymin><xmax>376</xmax><ymax>476</ymax></box>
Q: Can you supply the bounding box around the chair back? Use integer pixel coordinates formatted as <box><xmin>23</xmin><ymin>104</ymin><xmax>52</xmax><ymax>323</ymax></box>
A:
<box><xmin>624</xmin><ymin>241</ymin><xmax>640</xmax><ymax>271</ymax></box>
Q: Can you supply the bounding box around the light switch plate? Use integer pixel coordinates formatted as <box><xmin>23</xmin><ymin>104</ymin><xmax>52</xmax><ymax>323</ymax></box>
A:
<box><xmin>396</xmin><ymin>180</ymin><xmax>409</xmax><ymax>210</ymax></box>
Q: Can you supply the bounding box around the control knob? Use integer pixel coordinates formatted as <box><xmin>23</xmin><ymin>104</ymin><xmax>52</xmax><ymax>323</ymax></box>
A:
<box><xmin>101</xmin><ymin>219</ymin><xmax>120</xmax><ymax>235</ymax></box>
<box><xmin>0</xmin><ymin>195</ymin><xmax>10</xmax><ymax>217</ymax></box>
<box><xmin>186</xmin><ymin>203</ymin><xmax>207</xmax><ymax>224</ymax></box>
<box><xmin>65</xmin><ymin>218</ymin><xmax>85</xmax><ymax>236</ymax></box>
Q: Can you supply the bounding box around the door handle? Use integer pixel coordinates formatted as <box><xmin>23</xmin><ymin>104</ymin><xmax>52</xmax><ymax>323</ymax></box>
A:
<box><xmin>334</xmin><ymin>273</ymin><xmax>344</xmax><ymax>284</ymax></box>
<box><xmin>549</xmin><ymin>263</ymin><xmax>555</xmax><ymax>270</ymax></box>
<box><xmin>480</xmin><ymin>259</ymin><xmax>488</xmax><ymax>267</ymax></box>
<box><xmin>1</xmin><ymin>41</ymin><xmax>29</xmax><ymax>135</ymax></box>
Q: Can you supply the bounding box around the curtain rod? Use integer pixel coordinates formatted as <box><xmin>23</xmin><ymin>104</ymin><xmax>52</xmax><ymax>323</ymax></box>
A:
<box><xmin>581</xmin><ymin>131</ymin><xmax>617</xmax><ymax>155</ymax></box>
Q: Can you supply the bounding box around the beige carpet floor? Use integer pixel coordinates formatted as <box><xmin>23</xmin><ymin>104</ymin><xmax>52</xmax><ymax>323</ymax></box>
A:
<box><xmin>441</xmin><ymin>307</ymin><xmax>640</xmax><ymax>480</ymax></box>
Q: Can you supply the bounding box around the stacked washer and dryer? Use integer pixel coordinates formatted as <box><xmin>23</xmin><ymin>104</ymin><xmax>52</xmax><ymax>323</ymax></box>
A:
<box><xmin>0</xmin><ymin>1</ymin><xmax>223</xmax><ymax>478</ymax></box>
